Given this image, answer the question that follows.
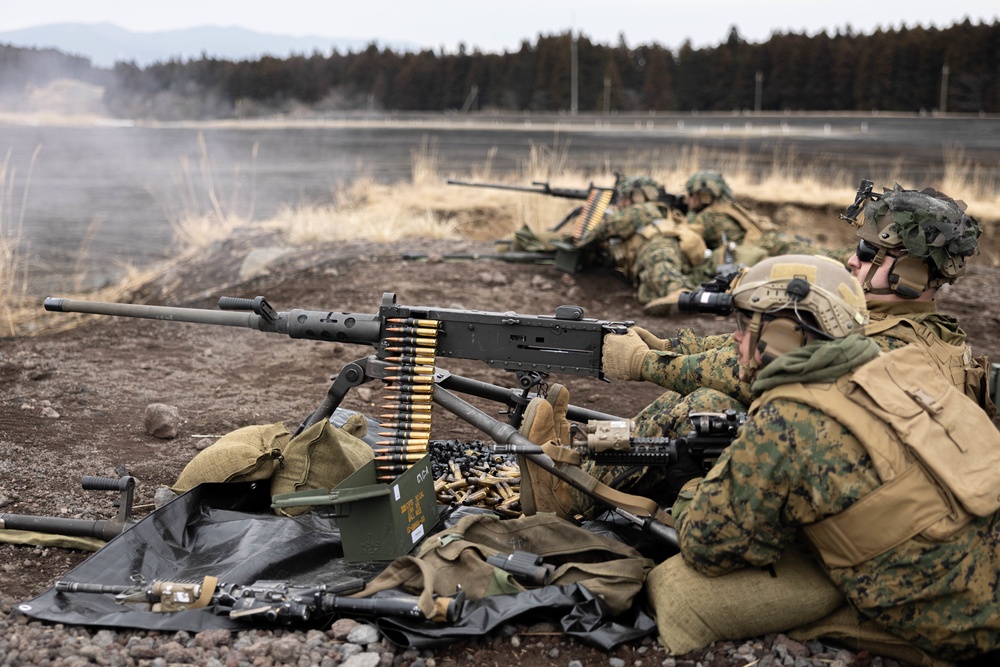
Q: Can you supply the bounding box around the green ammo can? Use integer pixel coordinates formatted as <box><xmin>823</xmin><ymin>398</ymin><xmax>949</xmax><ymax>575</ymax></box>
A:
<box><xmin>271</xmin><ymin>454</ymin><xmax>440</xmax><ymax>563</ymax></box>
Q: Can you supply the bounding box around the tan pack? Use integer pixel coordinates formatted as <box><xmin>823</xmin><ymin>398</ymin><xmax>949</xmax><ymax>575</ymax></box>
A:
<box><xmin>754</xmin><ymin>345</ymin><xmax>1000</xmax><ymax>568</ymax></box>
<box><xmin>352</xmin><ymin>513</ymin><xmax>652</xmax><ymax>618</ymax></box>
<box><xmin>865</xmin><ymin>314</ymin><xmax>996</xmax><ymax>417</ymax></box>
<box><xmin>708</xmin><ymin>201</ymin><xmax>775</xmax><ymax>243</ymax></box>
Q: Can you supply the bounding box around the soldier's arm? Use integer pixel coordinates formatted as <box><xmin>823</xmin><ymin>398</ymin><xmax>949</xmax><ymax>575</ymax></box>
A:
<box><xmin>673</xmin><ymin>398</ymin><xmax>871</xmax><ymax>576</ymax></box>
<box><xmin>640</xmin><ymin>336</ymin><xmax>754</xmax><ymax>405</ymax></box>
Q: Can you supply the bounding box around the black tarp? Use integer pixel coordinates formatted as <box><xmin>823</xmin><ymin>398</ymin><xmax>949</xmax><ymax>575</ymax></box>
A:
<box><xmin>17</xmin><ymin>481</ymin><xmax>656</xmax><ymax>650</ymax></box>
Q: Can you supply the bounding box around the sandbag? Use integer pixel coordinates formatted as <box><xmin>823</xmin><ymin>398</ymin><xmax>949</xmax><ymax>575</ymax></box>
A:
<box><xmin>270</xmin><ymin>415</ymin><xmax>374</xmax><ymax>516</ymax></box>
<box><xmin>172</xmin><ymin>422</ymin><xmax>289</xmax><ymax>494</ymax></box>
<box><xmin>646</xmin><ymin>545</ymin><xmax>844</xmax><ymax>655</ymax></box>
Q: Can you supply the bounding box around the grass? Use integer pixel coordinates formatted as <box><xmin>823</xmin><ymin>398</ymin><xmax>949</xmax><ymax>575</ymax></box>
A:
<box><xmin>4</xmin><ymin>136</ymin><xmax>1000</xmax><ymax>337</ymax></box>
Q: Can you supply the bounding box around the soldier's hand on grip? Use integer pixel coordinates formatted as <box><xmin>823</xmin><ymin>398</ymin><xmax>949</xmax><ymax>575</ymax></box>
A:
<box><xmin>631</xmin><ymin>326</ymin><xmax>671</xmax><ymax>352</ymax></box>
<box><xmin>601</xmin><ymin>328</ymin><xmax>651</xmax><ymax>381</ymax></box>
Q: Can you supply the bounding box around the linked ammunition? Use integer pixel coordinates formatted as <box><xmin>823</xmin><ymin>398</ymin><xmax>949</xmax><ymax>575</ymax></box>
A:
<box><xmin>382</xmin><ymin>384</ymin><xmax>433</xmax><ymax>394</ymax></box>
<box><xmin>384</xmin><ymin>364</ymin><xmax>435</xmax><ymax>375</ymax></box>
<box><xmin>379</xmin><ymin>422</ymin><xmax>431</xmax><ymax>432</ymax></box>
<box><xmin>385</xmin><ymin>326</ymin><xmax>439</xmax><ymax>338</ymax></box>
<box><xmin>384</xmin><ymin>346</ymin><xmax>437</xmax><ymax>356</ymax></box>
<box><xmin>384</xmin><ymin>355</ymin><xmax>436</xmax><ymax>366</ymax></box>
<box><xmin>384</xmin><ymin>336</ymin><xmax>438</xmax><ymax>347</ymax></box>
<box><xmin>380</xmin><ymin>412</ymin><xmax>432</xmax><ymax>421</ymax></box>
<box><xmin>381</xmin><ymin>394</ymin><xmax>433</xmax><ymax>404</ymax></box>
<box><xmin>376</xmin><ymin>438</ymin><xmax>430</xmax><ymax>447</ymax></box>
<box><xmin>375</xmin><ymin>453</ymin><xmax>427</xmax><ymax>463</ymax></box>
<box><xmin>383</xmin><ymin>375</ymin><xmax>434</xmax><ymax>384</ymax></box>
<box><xmin>386</xmin><ymin>317</ymin><xmax>440</xmax><ymax>328</ymax></box>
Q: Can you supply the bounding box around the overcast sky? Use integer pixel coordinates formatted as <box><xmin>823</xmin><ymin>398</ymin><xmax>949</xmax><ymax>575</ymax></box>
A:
<box><xmin>1</xmin><ymin>0</ymin><xmax>998</xmax><ymax>53</ymax></box>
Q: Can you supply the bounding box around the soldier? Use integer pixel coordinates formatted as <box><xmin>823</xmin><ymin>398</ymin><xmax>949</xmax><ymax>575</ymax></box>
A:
<box><xmin>646</xmin><ymin>254</ymin><xmax>1000</xmax><ymax>663</ymax></box>
<box><xmin>519</xmin><ymin>256</ymin><xmax>1000</xmax><ymax>663</ymax></box>
<box><xmin>603</xmin><ymin>183</ymin><xmax>993</xmax><ymax>448</ymax></box>
<box><xmin>642</xmin><ymin>170</ymin><xmax>847</xmax><ymax>316</ymax></box>
<box><xmin>579</xmin><ymin>174</ymin><xmax>711</xmax><ymax>308</ymax></box>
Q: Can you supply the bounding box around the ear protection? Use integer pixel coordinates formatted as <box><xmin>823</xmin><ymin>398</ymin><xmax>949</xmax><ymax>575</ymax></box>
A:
<box><xmin>757</xmin><ymin>317</ymin><xmax>809</xmax><ymax>364</ymax></box>
<box><xmin>886</xmin><ymin>255</ymin><xmax>930</xmax><ymax>299</ymax></box>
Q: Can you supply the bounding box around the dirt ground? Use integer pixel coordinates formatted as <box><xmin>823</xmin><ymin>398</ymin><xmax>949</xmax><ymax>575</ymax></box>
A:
<box><xmin>2</xmin><ymin>207</ymin><xmax>999</xmax><ymax>665</ymax></box>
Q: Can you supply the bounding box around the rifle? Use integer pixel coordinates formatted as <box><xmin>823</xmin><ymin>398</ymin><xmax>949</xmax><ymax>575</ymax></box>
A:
<box><xmin>55</xmin><ymin>575</ymin><xmax>463</xmax><ymax>624</ymax></box>
<box><xmin>43</xmin><ymin>292</ymin><xmax>682</xmax><ymax>548</ymax></box>
<box><xmin>446</xmin><ymin>179</ymin><xmax>595</xmax><ymax>202</ymax></box>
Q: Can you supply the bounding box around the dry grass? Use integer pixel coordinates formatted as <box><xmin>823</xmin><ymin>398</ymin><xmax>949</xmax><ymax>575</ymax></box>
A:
<box><xmin>5</xmin><ymin>136</ymin><xmax>1000</xmax><ymax>336</ymax></box>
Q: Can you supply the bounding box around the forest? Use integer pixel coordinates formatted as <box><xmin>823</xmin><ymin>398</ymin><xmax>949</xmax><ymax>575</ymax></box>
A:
<box><xmin>2</xmin><ymin>19</ymin><xmax>999</xmax><ymax>119</ymax></box>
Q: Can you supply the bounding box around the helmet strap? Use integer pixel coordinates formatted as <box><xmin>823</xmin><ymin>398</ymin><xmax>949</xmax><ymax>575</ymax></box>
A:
<box><xmin>861</xmin><ymin>246</ymin><xmax>888</xmax><ymax>293</ymax></box>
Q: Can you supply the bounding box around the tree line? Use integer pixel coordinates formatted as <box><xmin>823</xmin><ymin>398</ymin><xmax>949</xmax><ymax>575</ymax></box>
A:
<box><xmin>2</xmin><ymin>19</ymin><xmax>998</xmax><ymax>119</ymax></box>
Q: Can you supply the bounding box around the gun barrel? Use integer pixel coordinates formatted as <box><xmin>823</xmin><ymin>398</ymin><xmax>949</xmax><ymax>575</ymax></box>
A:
<box><xmin>44</xmin><ymin>297</ymin><xmax>383</xmax><ymax>345</ymax></box>
<box><xmin>45</xmin><ymin>297</ymin><xmax>262</xmax><ymax>329</ymax></box>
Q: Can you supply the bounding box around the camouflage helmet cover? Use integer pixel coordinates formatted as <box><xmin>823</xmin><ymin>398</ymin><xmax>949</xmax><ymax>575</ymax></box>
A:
<box><xmin>685</xmin><ymin>170</ymin><xmax>733</xmax><ymax>202</ymax></box>
<box><xmin>615</xmin><ymin>175</ymin><xmax>662</xmax><ymax>202</ymax></box>
<box><xmin>730</xmin><ymin>254</ymin><xmax>868</xmax><ymax>340</ymax></box>
<box><xmin>855</xmin><ymin>184</ymin><xmax>981</xmax><ymax>283</ymax></box>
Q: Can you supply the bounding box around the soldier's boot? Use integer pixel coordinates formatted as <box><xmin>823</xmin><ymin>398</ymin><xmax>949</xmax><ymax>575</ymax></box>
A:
<box><xmin>517</xmin><ymin>384</ymin><xmax>575</xmax><ymax>518</ymax></box>
<box><xmin>642</xmin><ymin>288</ymin><xmax>688</xmax><ymax>317</ymax></box>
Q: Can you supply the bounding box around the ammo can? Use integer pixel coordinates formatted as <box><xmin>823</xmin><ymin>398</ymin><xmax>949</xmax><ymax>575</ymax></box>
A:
<box><xmin>272</xmin><ymin>455</ymin><xmax>439</xmax><ymax>563</ymax></box>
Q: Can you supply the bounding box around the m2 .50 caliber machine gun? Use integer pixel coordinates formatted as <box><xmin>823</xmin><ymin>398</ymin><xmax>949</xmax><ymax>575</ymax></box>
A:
<box><xmin>44</xmin><ymin>292</ymin><xmax>681</xmax><ymax>547</ymax></box>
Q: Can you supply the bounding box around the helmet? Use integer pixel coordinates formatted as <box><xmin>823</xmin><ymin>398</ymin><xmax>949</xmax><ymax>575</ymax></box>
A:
<box><xmin>845</xmin><ymin>183</ymin><xmax>981</xmax><ymax>297</ymax></box>
<box><xmin>729</xmin><ymin>254</ymin><xmax>868</xmax><ymax>376</ymax></box>
<box><xmin>615</xmin><ymin>175</ymin><xmax>661</xmax><ymax>203</ymax></box>
<box><xmin>685</xmin><ymin>170</ymin><xmax>733</xmax><ymax>205</ymax></box>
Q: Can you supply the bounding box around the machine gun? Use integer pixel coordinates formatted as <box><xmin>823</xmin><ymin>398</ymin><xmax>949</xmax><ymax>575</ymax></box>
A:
<box><xmin>44</xmin><ymin>292</ymin><xmax>682</xmax><ymax>548</ymax></box>
<box><xmin>446</xmin><ymin>179</ymin><xmax>597</xmax><ymax>202</ymax></box>
<box><xmin>55</xmin><ymin>574</ymin><xmax>463</xmax><ymax>624</ymax></box>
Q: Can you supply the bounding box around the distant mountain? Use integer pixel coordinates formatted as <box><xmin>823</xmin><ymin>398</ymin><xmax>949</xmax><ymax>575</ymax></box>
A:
<box><xmin>0</xmin><ymin>22</ymin><xmax>415</xmax><ymax>68</ymax></box>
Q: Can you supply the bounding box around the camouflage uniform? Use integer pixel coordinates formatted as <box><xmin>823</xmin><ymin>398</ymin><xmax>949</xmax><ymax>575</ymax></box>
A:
<box><xmin>685</xmin><ymin>170</ymin><xmax>851</xmax><ymax>264</ymax></box>
<box><xmin>673</xmin><ymin>334</ymin><xmax>1000</xmax><ymax>661</ymax></box>
<box><xmin>585</xmin><ymin>178</ymin><xmax>709</xmax><ymax>305</ymax></box>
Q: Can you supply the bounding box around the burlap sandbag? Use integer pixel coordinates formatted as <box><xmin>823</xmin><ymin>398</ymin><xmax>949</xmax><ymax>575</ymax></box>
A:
<box><xmin>646</xmin><ymin>545</ymin><xmax>844</xmax><ymax>655</ymax></box>
<box><xmin>270</xmin><ymin>415</ymin><xmax>374</xmax><ymax>516</ymax></box>
<box><xmin>0</xmin><ymin>529</ymin><xmax>105</xmax><ymax>551</ymax></box>
<box><xmin>172</xmin><ymin>422</ymin><xmax>290</xmax><ymax>494</ymax></box>
<box><xmin>788</xmin><ymin>605</ymin><xmax>955</xmax><ymax>667</ymax></box>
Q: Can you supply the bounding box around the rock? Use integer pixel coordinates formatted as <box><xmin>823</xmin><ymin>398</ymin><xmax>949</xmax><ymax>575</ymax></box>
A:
<box><xmin>329</xmin><ymin>617</ymin><xmax>359</xmax><ymax>640</ymax></box>
<box><xmin>40</xmin><ymin>406</ymin><xmax>60</xmax><ymax>418</ymax></box>
<box><xmin>154</xmin><ymin>486</ymin><xmax>179</xmax><ymax>509</ymax></box>
<box><xmin>144</xmin><ymin>403</ymin><xmax>180</xmax><ymax>439</ymax></box>
<box><xmin>346</xmin><ymin>623</ymin><xmax>380</xmax><ymax>645</ymax></box>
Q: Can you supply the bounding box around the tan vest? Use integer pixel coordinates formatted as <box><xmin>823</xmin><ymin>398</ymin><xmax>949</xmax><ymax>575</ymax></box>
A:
<box><xmin>750</xmin><ymin>345</ymin><xmax>1000</xmax><ymax>569</ymax></box>
<box><xmin>708</xmin><ymin>200</ymin><xmax>774</xmax><ymax>244</ymax></box>
<box><xmin>865</xmin><ymin>313</ymin><xmax>996</xmax><ymax>418</ymax></box>
<box><xmin>617</xmin><ymin>213</ymin><xmax>707</xmax><ymax>277</ymax></box>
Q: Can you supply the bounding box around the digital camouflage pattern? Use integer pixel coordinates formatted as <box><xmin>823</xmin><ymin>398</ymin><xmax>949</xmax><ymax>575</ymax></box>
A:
<box><xmin>630</xmin><ymin>300</ymin><xmax>978</xmax><ymax>438</ymax></box>
<box><xmin>587</xmin><ymin>201</ymin><xmax>708</xmax><ymax>304</ymax></box>
<box><xmin>672</xmin><ymin>336</ymin><xmax>1000</xmax><ymax>661</ymax></box>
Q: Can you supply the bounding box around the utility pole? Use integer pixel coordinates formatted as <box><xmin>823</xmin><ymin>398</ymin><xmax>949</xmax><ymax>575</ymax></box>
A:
<box><xmin>603</xmin><ymin>77</ymin><xmax>611</xmax><ymax>115</ymax></box>
<box><xmin>570</xmin><ymin>31</ymin><xmax>579</xmax><ymax>115</ymax></box>
<box><xmin>754</xmin><ymin>71</ymin><xmax>763</xmax><ymax>114</ymax></box>
<box><xmin>939</xmin><ymin>64</ymin><xmax>950</xmax><ymax>113</ymax></box>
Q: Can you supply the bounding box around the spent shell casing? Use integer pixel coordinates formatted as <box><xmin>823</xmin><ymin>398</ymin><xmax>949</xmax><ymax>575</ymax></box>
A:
<box><xmin>386</xmin><ymin>317</ymin><xmax>440</xmax><ymax>328</ymax></box>
<box><xmin>462</xmin><ymin>489</ymin><xmax>489</xmax><ymax>505</ymax></box>
<box><xmin>385</xmin><ymin>325</ymin><xmax>439</xmax><ymax>337</ymax></box>
<box><xmin>384</xmin><ymin>363</ymin><xmax>435</xmax><ymax>374</ymax></box>
<box><xmin>384</xmin><ymin>336</ymin><xmax>438</xmax><ymax>347</ymax></box>
<box><xmin>385</xmin><ymin>355</ymin><xmax>437</xmax><ymax>366</ymax></box>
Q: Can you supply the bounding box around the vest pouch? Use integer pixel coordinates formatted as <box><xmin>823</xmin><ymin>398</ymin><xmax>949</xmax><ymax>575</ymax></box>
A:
<box><xmin>850</xmin><ymin>346</ymin><xmax>1000</xmax><ymax>517</ymax></box>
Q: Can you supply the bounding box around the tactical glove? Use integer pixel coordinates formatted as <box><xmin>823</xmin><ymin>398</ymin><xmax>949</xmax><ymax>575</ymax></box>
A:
<box><xmin>632</xmin><ymin>326</ymin><xmax>671</xmax><ymax>352</ymax></box>
<box><xmin>602</xmin><ymin>328</ymin><xmax>651</xmax><ymax>381</ymax></box>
